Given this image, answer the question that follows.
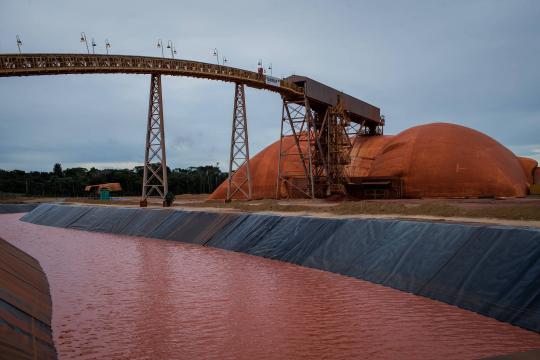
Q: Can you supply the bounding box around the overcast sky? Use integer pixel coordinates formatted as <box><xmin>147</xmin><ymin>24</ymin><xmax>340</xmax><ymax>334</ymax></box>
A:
<box><xmin>0</xmin><ymin>0</ymin><xmax>539</xmax><ymax>171</ymax></box>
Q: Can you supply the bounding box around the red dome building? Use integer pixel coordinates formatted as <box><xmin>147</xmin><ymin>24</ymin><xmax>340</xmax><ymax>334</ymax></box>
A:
<box><xmin>368</xmin><ymin>123</ymin><xmax>531</xmax><ymax>198</ymax></box>
<box><xmin>210</xmin><ymin>123</ymin><xmax>537</xmax><ymax>200</ymax></box>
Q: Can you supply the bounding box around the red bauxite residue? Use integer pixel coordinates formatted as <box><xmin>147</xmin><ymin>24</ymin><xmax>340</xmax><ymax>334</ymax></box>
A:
<box><xmin>1</xmin><ymin>213</ymin><xmax>540</xmax><ymax>360</ymax></box>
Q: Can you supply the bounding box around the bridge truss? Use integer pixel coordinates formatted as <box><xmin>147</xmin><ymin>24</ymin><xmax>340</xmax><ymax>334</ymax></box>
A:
<box><xmin>0</xmin><ymin>53</ymin><xmax>384</xmax><ymax>203</ymax></box>
<box><xmin>0</xmin><ymin>53</ymin><xmax>303</xmax><ymax>97</ymax></box>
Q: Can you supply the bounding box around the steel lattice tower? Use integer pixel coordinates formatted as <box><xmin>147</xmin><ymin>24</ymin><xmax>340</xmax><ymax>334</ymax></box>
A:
<box><xmin>226</xmin><ymin>83</ymin><xmax>252</xmax><ymax>201</ymax></box>
<box><xmin>276</xmin><ymin>97</ymin><xmax>316</xmax><ymax>199</ymax></box>
<box><xmin>141</xmin><ymin>74</ymin><xmax>168</xmax><ymax>205</ymax></box>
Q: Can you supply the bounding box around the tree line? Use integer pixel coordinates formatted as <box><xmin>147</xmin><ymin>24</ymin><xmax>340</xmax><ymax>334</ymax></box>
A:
<box><xmin>0</xmin><ymin>163</ymin><xmax>228</xmax><ymax>197</ymax></box>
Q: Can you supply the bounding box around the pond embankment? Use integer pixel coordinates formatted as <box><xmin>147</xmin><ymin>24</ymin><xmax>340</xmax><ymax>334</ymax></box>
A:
<box><xmin>20</xmin><ymin>203</ymin><xmax>540</xmax><ymax>333</ymax></box>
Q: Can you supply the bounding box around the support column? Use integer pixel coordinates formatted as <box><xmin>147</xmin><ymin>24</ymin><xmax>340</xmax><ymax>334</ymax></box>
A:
<box><xmin>140</xmin><ymin>74</ymin><xmax>168</xmax><ymax>206</ymax></box>
<box><xmin>226</xmin><ymin>83</ymin><xmax>252</xmax><ymax>201</ymax></box>
<box><xmin>324</xmin><ymin>99</ymin><xmax>353</xmax><ymax>195</ymax></box>
<box><xmin>275</xmin><ymin>97</ymin><xmax>315</xmax><ymax>199</ymax></box>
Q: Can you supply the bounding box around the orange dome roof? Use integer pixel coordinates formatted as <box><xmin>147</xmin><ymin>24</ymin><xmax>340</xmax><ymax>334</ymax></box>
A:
<box><xmin>209</xmin><ymin>136</ymin><xmax>303</xmax><ymax>200</ymax></box>
<box><xmin>210</xmin><ymin>123</ymin><xmax>530</xmax><ymax>200</ymax></box>
<box><xmin>517</xmin><ymin>157</ymin><xmax>538</xmax><ymax>185</ymax></box>
<box><xmin>346</xmin><ymin>135</ymin><xmax>394</xmax><ymax>177</ymax></box>
<box><xmin>369</xmin><ymin>123</ymin><xmax>528</xmax><ymax>198</ymax></box>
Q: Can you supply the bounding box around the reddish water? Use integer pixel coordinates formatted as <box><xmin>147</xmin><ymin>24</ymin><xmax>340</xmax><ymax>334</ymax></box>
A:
<box><xmin>1</xmin><ymin>213</ymin><xmax>539</xmax><ymax>359</ymax></box>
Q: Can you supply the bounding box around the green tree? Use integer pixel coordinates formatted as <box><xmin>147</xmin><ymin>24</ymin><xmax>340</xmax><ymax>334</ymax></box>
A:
<box><xmin>0</xmin><ymin>164</ymin><xmax>227</xmax><ymax>197</ymax></box>
<box><xmin>53</xmin><ymin>163</ymin><xmax>63</xmax><ymax>177</ymax></box>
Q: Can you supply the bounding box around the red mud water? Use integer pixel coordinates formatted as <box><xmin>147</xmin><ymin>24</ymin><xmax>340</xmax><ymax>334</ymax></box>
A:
<box><xmin>1</xmin><ymin>213</ymin><xmax>539</xmax><ymax>359</ymax></box>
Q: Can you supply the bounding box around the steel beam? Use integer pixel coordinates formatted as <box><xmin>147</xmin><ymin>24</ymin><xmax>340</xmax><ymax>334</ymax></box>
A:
<box><xmin>226</xmin><ymin>83</ymin><xmax>252</xmax><ymax>201</ymax></box>
<box><xmin>141</xmin><ymin>74</ymin><xmax>168</xmax><ymax>206</ymax></box>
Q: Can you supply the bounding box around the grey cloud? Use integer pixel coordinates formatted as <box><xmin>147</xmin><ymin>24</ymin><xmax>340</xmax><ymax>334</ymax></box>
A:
<box><xmin>0</xmin><ymin>0</ymin><xmax>539</xmax><ymax>171</ymax></box>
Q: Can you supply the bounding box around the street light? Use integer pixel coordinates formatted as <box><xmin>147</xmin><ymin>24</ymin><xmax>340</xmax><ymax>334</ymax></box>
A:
<box><xmin>91</xmin><ymin>38</ymin><xmax>96</xmax><ymax>54</ymax></box>
<box><xmin>80</xmin><ymin>32</ymin><xmax>89</xmax><ymax>54</ymax></box>
<box><xmin>268</xmin><ymin>63</ymin><xmax>273</xmax><ymax>76</ymax></box>
<box><xmin>16</xmin><ymin>35</ymin><xmax>22</xmax><ymax>54</ymax></box>
<box><xmin>222</xmin><ymin>56</ymin><xmax>227</xmax><ymax>66</ymax></box>
<box><xmin>105</xmin><ymin>39</ymin><xmax>111</xmax><ymax>55</ymax></box>
<box><xmin>213</xmin><ymin>48</ymin><xmax>220</xmax><ymax>65</ymax></box>
<box><xmin>157</xmin><ymin>39</ymin><xmax>164</xmax><ymax>58</ymax></box>
<box><xmin>167</xmin><ymin>40</ymin><xmax>176</xmax><ymax>59</ymax></box>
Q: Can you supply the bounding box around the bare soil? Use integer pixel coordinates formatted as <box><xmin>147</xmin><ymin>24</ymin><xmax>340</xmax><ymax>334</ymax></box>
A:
<box><xmin>3</xmin><ymin>194</ymin><xmax>539</xmax><ymax>227</ymax></box>
<box><xmin>183</xmin><ymin>198</ymin><xmax>540</xmax><ymax>223</ymax></box>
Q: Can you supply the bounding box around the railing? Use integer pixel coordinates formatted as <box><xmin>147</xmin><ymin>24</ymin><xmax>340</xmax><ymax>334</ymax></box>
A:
<box><xmin>0</xmin><ymin>53</ymin><xmax>304</xmax><ymax>97</ymax></box>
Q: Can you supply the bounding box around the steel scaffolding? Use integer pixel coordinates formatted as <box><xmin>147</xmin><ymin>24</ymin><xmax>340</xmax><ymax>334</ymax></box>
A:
<box><xmin>141</xmin><ymin>74</ymin><xmax>168</xmax><ymax>205</ymax></box>
<box><xmin>276</xmin><ymin>95</ymin><xmax>373</xmax><ymax>198</ymax></box>
<box><xmin>276</xmin><ymin>97</ymin><xmax>316</xmax><ymax>199</ymax></box>
<box><xmin>226</xmin><ymin>83</ymin><xmax>252</xmax><ymax>201</ymax></box>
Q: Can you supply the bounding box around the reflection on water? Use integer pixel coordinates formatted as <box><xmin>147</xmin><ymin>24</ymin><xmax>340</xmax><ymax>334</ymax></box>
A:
<box><xmin>1</xmin><ymin>213</ymin><xmax>540</xmax><ymax>359</ymax></box>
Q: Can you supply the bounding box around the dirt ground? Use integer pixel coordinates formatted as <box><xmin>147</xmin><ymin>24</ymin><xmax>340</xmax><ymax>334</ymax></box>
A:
<box><xmin>3</xmin><ymin>193</ymin><xmax>540</xmax><ymax>227</ymax></box>
<box><xmin>180</xmin><ymin>197</ymin><xmax>540</xmax><ymax>227</ymax></box>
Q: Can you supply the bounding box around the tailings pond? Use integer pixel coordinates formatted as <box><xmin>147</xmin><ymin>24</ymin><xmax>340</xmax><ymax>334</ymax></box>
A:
<box><xmin>1</xmin><ymin>213</ymin><xmax>540</xmax><ymax>359</ymax></box>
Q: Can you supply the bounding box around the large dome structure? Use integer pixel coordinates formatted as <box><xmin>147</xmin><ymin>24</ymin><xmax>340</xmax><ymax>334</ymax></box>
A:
<box><xmin>346</xmin><ymin>135</ymin><xmax>394</xmax><ymax>177</ymax></box>
<box><xmin>368</xmin><ymin>123</ymin><xmax>530</xmax><ymax>198</ymax></box>
<box><xmin>210</xmin><ymin>123</ymin><xmax>535</xmax><ymax>200</ymax></box>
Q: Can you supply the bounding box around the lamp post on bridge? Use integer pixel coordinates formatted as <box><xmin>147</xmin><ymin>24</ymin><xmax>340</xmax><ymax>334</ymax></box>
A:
<box><xmin>91</xmin><ymin>38</ymin><xmax>96</xmax><ymax>54</ymax></box>
<box><xmin>166</xmin><ymin>40</ymin><xmax>177</xmax><ymax>59</ymax></box>
<box><xmin>213</xmin><ymin>48</ymin><xmax>220</xmax><ymax>65</ymax></box>
<box><xmin>16</xmin><ymin>35</ymin><xmax>22</xmax><ymax>54</ymax></box>
<box><xmin>80</xmin><ymin>32</ymin><xmax>89</xmax><ymax>54</ymax></box>
<box><xmin>157</xmin><ymin>39</ymin><xmax>164</xmax><ymax>58</ymax></box>
<box><xmin>105</xmin><ymin>39</ymin><xmax>111</xmax><ymax>55</ymax></box>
